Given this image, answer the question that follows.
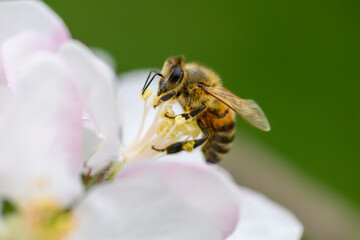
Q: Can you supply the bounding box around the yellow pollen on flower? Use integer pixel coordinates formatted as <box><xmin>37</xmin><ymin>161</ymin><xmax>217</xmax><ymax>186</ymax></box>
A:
<box><xmin>175</xmin><ymin>115</ymin><xmax>186</xmax><ymax>125</ymax></box>
<box><xmin>2</xmin><ymin>197</ymin><xmax>77</xmax><ymax>240</ymax></box>
<box><xmin>183</xmin><ymin>140</ymin><xmax>195</xmax><ymax>152</ymax></box>
<box><xmin>165</xmin><ymin>105</ymin><xmax>175</xmax><ymax>117</ymax></box>
<box><xmin>141</xmin><ymin>89</ymin><xmax>152</xmax><ymax>101</ymax></box>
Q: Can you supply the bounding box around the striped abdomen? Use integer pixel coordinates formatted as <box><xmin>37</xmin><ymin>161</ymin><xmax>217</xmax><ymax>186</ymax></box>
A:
<box><xmin>200</xmin><ymin>106</ymin><xmax>236</xmax><ymax>163</ymax></box>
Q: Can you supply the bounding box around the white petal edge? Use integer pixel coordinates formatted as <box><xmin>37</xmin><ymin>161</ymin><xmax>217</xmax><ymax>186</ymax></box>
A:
<box><xmin>0</xmin><ymin>0</ymin><xmax>70</xmax><ymax>85</ymax></box>
<box><xmin>71</xmin><ymin>161</ymin><xmax>239</xmax><ymax>240</ymax></box>
<box><xmin>59</xmin><ymin>40</ymin><xmax>121</xmax><ymax>170</ymax></box>
<box><xmin>227</xmin><ymin>187</ymin><xmax>303</xmax><ymax>240</ymax></box>
<box><xmin>0</xmin><ymin>0</ymin><xmax>69</xmax><ymax>43</ymax></box>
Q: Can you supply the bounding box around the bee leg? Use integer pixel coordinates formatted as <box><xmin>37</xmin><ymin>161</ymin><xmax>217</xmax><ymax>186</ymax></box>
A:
<box><xmin>160</xmin><ymin>91</ymin><xmax>176</xmax><ymax>102</ymax></box>
<box><xmin>155</xmin><ymin>91</ymin><xmax>176</xmax><ymax>107</ymax></box>
<box><xmin>152</xmin><ymin>118</ymin><xmax>209</xmax><ymax>154</ymax></box>
<box><xmin>165</xmin><ymin>105</ymin><xmax>206</xmax><ymax>120</ymax></box>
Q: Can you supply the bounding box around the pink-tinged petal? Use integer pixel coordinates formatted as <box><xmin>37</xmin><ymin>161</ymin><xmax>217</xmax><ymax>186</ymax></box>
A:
<box><xmin>1</xmin><ymin>31</ymin><xmax>64</xmax><ymax>89</ymax></box>
<box><xmin>0</xmin><ymin>0</ymin><xmax>70</xmax><ymax>85</ymax></box>
<box><xmin>59</xmin><ymin>40</ymin><xmax>121</xmax><ymax>169</ymax></box>
<box><xmin>227</xmin><ymin>187</ymin><xmax>303</xmax><ymax>240</ymax></box>
<box><xmin>0</xmin><ymin>52</ymin><xmax>83</xmax><ymax>206</ymax></box>
<box><xmin>71</xmin><ymin>161</ymin><xmax>239</xmax><ymax>240</ymax></box>
<box><xmin>0</xmin><ymin>1</ymin><xmax>69</xmax><ymax>43</ymax></box>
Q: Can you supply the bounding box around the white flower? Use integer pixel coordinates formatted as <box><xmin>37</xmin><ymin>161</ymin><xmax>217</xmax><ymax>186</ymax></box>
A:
<box><xmin>0</xmin><ymin>1</ymin><xmax>303</xmax><ymax>240</ymax></box>
<box><xmin>0</xmin><ymin>1</ymin><xmax>238</xmax><ymax>239</ymax></box>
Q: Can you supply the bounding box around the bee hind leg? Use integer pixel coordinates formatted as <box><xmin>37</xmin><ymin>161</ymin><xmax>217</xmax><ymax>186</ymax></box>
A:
<box><xmin>152</xmin><ymin>118</ymin><xmax>209</xmax><ymax>154</ymax></box>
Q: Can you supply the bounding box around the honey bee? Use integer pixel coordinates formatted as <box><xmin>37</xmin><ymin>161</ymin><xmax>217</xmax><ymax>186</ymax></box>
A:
<box><xmin>142</xmin><ymin>56</ymin><xmax>270</xmax><ymax>163</ymax></box>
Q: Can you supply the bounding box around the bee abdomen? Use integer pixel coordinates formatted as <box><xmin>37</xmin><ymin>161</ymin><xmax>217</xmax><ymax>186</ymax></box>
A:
<box><xmin>200</xmin><ymin>106</ymin><xmax>235</xmax><ymax>164</ymax></box>
<box><xmin>202</xmin><ymin>129</ymin><xmax>235</xmax><ymax>164</ymax></box>
<box><xmin>213</xmin><ymin>132</ymin><xmax>235</xmax><ymax>144</ymax></box>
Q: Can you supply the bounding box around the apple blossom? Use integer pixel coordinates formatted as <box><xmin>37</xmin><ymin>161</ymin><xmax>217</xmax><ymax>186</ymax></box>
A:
<box><xmin>0</xmin><ymin>1</ymin><xmax>303</xmax><ymax>240</ymax></box>
<box><xmin>0</xmin><ymin>17</ymin><xmax>237</xmax><ymax>240</ymax></box>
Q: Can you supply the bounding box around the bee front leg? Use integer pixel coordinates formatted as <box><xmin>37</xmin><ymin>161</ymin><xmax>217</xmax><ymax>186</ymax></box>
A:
<box><xmin>152</xmin><ymin>118</ymin><xmax>209</xmax><ymax>154</ymax></box>
<box><xmin>165</xmin><ymin>105</ymin><xmax>206</xmax><ymax>120</ymax></box>
<box><xmin>154</xmin><ymin>91</ymin><xmax>176</xmax><ymax>107</ymax></box>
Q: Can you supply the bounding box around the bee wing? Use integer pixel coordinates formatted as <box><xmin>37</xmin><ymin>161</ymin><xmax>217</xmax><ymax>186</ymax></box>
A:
<box><xmin>203</xmin><ymin>86</ymin><xmax>271</xmax><ymax>131</ymax></box>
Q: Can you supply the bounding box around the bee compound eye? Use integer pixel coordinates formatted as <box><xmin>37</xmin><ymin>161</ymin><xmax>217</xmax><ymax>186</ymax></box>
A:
<box><xmin>169</xmin><ymin>66</ymin><xmax>184</xmax><ymax>83</ymax></box>
<box><xmin>157</xmin><ymin>78</ymin><xmax>166</xmax><ymax>96</ymax></box>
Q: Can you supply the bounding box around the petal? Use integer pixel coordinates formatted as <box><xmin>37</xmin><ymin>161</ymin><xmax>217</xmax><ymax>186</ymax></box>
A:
<box><xmin>0</xmin><ymin>52</ymin><xmax>83</xmax><ymax>206</ymax></box>
<box><xmin>0</xmin><ymin>0</ymin><xmax>70</xmax><ymax>85</ymax></box>
<box><xmin>71</xmin><ymin>161</ymin><xmax>239</xmax><ymax>240</ymax></box>
<box><xmin>227</xmin><ymin>187</ymin><xmax>303</xmax><ymax>240</ymax></box>
<box><xmin>1</xmin><ymin>31</ymin><xmax>65</xmax><ymax>90</ymax></box>
<box><xmin>91</xmin><ymin>47</ymin><xmax>117</xmax><ymax>70</ymax></box>
<box><xmin>58</xmin><ymin>40</ymin><xmax>121</xmax><ymax>169</ymax></box>
<box><xmin>117</xmin><ymin>70</ymin><xmax>205</xmax><ymax>164</ymax></box>
<box><xmin>0</xmin><ymin>85</ymin><xmax>13</xmax><ymax>112</ymax></box>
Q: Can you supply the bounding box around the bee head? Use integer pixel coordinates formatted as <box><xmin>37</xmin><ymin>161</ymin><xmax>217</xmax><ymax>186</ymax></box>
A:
<box><xmin>157</xmin><ymin>56</ymin><xmax>185</xmax><ymax>96</ymax></box>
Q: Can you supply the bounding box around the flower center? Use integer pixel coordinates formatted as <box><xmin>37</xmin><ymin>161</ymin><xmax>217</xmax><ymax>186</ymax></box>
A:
<box><xmin>1</xmin><ymin>197</ymin><xmax>76</xmax><ymax>240</ymax></box>
<box><xmin>121</xmin><ymin>89</ymin><xmax>201</xmax><ymax>162</ymax></box>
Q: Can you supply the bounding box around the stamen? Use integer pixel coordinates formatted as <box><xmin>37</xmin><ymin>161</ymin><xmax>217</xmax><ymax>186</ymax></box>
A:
<box><xmin>141</xmin><ymin>89</ymin><xmax>152</xmax><ymax>101</ymax></box>
<box><xmin>121</xmin><ymin>93</ymin><xmax>201</xmax><ymax>163</ymax></box>
<box><xmin>133</xmin><ymin>91</ymin><xmax>153</xmax><ymax>141</ymax></box>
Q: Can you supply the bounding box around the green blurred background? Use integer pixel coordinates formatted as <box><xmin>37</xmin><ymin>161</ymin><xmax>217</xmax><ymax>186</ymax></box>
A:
<box><xmin>44</xmin><ymin>0</ymin><xmax>360</xmax><ymax>238</ymax></box>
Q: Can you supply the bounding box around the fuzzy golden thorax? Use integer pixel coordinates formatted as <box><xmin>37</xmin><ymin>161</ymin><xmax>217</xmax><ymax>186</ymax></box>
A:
<box><xmin>158</xmin><ymin>56</ymin><xmax>223</xmax><ymax>110</ymax></box>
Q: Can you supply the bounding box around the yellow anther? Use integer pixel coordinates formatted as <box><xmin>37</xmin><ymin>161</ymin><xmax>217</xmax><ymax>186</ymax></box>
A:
<box><xmin>168</xmin><ymin>110</ymin><xmax>175</xmax><ymax>117</ymax></box>
<box><xmin>141</xmin><ymin>89</ymin><xmax>152</xmax><ymax>101</ymax></box>
<box><xmin>165</xmin><ymin>105</ymin><xmax>175</xmax><ymax>117</ymax></box>
<box><xmin>175</xmin><ymin>115</ymin><xmax>185</xmax><ymax>125</ymax></box>
<box><xmin>152</xmin><ymin>94</ymin><xmax>160</xmax><ymax>107</ymax></box>
<box><xmin>183</xmin><ymin>141</ymin><xmax>195</xmax><ymax>152</ymax></box>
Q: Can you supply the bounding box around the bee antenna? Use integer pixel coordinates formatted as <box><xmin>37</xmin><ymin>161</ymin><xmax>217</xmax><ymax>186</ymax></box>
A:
<box><xmin>142</xmin><ymin>71</ymin><xmax>163</xmax><ymax>95</ymax></box>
